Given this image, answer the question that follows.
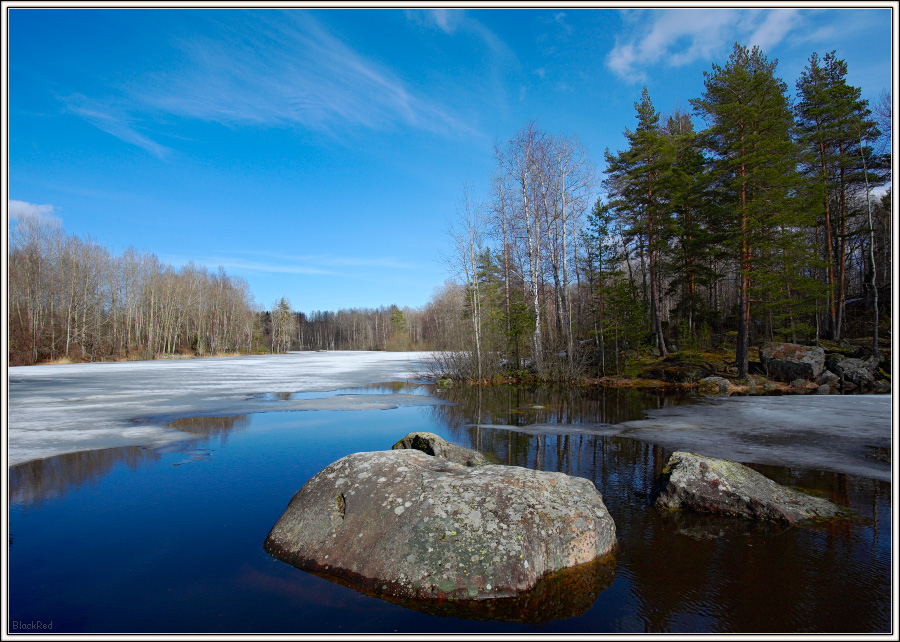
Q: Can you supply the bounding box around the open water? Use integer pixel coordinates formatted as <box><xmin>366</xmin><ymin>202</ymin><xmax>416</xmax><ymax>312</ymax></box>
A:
<box><xmin>7</xmin><ymin>383</ymin><xmax>892</xmax><ymax>634</ymax></box>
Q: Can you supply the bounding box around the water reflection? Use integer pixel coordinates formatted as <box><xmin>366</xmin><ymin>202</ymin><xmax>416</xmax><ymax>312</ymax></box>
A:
<box><xmin>9</xmin><ymin>414</ymin><xmax>249</xmax><ymax>506</ymax></box>
<box><xmin>167</xmin><ymin>413</ymin><xmax>250</xmax><ymax>439</ymax></box>
<box><xmin>423</xmin><ymin>384</ymin><xmax>891</xmax><ymax>633</ymax></box>
<box><xmin>9</xmin><ymin>446</ymin><xmax>161</xmax><ymax>506</ymax></box>
<box><xmin>311</xmin><ymin>556</ymin><xmax>616</xmax><ymax>623</ymax></box>
<box><xmin>433</xmin><ymin>384</ymin><xmax>691</xmax><ymax>429</ymax></box>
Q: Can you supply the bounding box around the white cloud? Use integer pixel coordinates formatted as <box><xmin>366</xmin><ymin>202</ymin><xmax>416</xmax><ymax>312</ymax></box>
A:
<box><xmin>607</xmin><ymin>8</ymin><xmax>806</xmax><ymax>82</ymax></box>
<box><xmin>8</xmin><ymin>200</ymin><xmax>62</xmax><ymax>225</ymax></box>
<box><xmin>553</xmin><ymin>12</ymin><xmax>573</xmax><ymax>36</ymax></box>
<box><xmin>64</xmin><ymin>95</ymin><xmax>169</xmax><ymax>159</ymax></box>
<box><xmin>748</xmin><ymin>9</ymin><xmax>801</xmax><ymax>52</ymax></box>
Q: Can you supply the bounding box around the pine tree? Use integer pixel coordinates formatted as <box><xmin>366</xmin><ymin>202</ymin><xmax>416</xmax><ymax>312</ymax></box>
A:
<box><xmin>660</xmin><ymin>109</ymin><xmax>722</xmax><ymax>342</ymax></box>
<box><xmin>796</xmin><ymin>51</ymin><xmax>882</xmax><ymax>340</ymax></box>
<box><xmin>691</xmin><ymin>43</ymin><xmax>802</xmax><ymax>378</ymax></box>
<box><xmin>604</xmin><ymin>87</ymin><xmax>672</xmax><ymax>357</ymax></box>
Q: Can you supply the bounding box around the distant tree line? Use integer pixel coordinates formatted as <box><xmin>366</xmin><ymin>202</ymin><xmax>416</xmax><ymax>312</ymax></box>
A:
<box><xmin>430</xmin><ymin>45</ymin><xmax>891</xmax><ymax>380</ymax></box>
<box><xmin>8</xmin><ymin>217</ymin><xmax>266</xmax><ymax>365</ymax></box>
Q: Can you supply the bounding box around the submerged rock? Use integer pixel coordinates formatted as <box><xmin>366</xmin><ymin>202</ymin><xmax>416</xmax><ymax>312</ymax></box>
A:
<box><xmin>264</xmin><ymin>449</ymin><xmax>616</xmax><ymax>604</ymax></box>
<box><xmin>653</xmin><ymin>451</ymin><xmax>847</xmax><ymax>524</ymax></box>
<box><xmin>392</xmin><ymin>431</ymin><xmax>487</xmax><ymax>467</ymax></box>
<box><xmin>759</xmin><ymin>343</ymin><xmax>825</xmax><ymax>382</ymax></box>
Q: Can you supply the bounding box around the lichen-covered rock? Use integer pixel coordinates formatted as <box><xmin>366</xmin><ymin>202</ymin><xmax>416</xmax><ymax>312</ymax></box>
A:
<box><xmin>653</xmin><ymin>452</ymin><xmax>847</xmax><ymax>524</ymax></box>
<box><xmin>264</xmin><ymin>449</ymin><xmax>616</xmax><ymax>603</ymax></box>
<box><xmin>759</xmin><ymin>343</ymin><xmax>825</xmax><ymax>382</ymax></box>
<box><xmin>872</xmin><ymin>379</ymin><xmax>891</xmax><ymax>394</ymax></box>
<box><xmin>698</xmin><ymin>376</ymin><xmax>731</xmax><ymax>395</ymax></box>
<box><xmin>825</xmin><ymin>356</ymin><xmax>879</xmax><ymax>388</ymax></box>
<box><xmin>392</xmin><ymin>431</ymin><xmax>487</xmax><ymax>467</ymax></box>
<box><xmin>816</xmin><ymin>369</ymin><xmax>840</xmax><ymax>387</ymax></box>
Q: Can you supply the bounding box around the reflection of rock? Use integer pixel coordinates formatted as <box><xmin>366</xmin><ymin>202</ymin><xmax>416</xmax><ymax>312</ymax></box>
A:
<box><xmin>392</xmin><ymin>431</ymin><xmax>487</xmax><ymax>467</ymax></box>
<box><xmin>653</xmin><ymin>452</ymin><xmax>848</xmax><ymax>524</ymax></box>
<box><xmin>656</xmin><ymin>508</ymin><xmax>789</xmax><ymax>540</ymax></box>
<box><xmin>759</xmin><ymin>343</ymin><xmax>825</xmax><ymax>382</ymax></box>
<box><xmin>310</xmin><ymin>555</ymin><xmax>616</xmax><ymax>623</ymax></box>
<box><xmin>264</xmin><ymin>448</ymin><xmax>616</xmax><ymax>605</ymax></box>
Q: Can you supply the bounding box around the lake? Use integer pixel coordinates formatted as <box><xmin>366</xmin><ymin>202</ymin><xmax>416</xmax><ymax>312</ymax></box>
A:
<box><xmin>7</xmin><ymin>382</ymin><xmax>892</xmax><ymax>634</ymax></box>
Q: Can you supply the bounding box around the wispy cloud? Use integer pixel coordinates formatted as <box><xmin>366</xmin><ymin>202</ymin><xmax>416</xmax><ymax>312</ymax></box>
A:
<box><xmin>234</xmin><ymin>250</ymin><xmax>421</xmax><ymax>271</ymax></box>
<box><xmin>405</xmin><ymin>8</ymin><xmax>464</xmax><ymax>34</ymax></box>
<box><xmin>140</xmin><ymin>11</ymin><xmax>475</xmax><ymax>139</ymax></box>
<box><xmin>747</xmin><ymin>9</ymin><xmax>802</xmax><ymax>52</ymax></box>
<box><xmin>405</xmin><ymin>8</ymin><xmax>519</xmax><ymax>119</ymax></box>
<box><xmin>58</xmin><ymin>11</ymin><xmax>479</xmax><ymax>157</ymax></box>
<box><xmin>8</xmin><ymin>199</ymin><xmax>62</xmax><ymax>225</ymax></box>
<box><xmin>607</xmin><ymin>9</ymin><xmax>806</xmax><ymax>82</ymax></box>
<box><xmin>203</xmin><ymin>258</ymin><xmax>332</xmax><ymax>275</ymax></box>
<box><xmin>63</xmin><ymin>94</ymin><xmax>169</xmax><ymax>159</ymax></box>
<box><xmin>168</xmin><ymin>250</ymin><xmax>423</xmax><ymax>276</ymax></box>
<box><xmin>553</xmin><ymin>12</ymin><xmax>573</xmax><ymax>36</ymax></box>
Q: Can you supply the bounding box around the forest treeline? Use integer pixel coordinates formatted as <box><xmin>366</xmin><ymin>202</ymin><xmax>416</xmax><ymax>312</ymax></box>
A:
<box><xmin>8</xmin><ymin>216</ymin><xmax>265</xmax><ymax>365</ymax></box>
<box><xmin>8</xmin><ymin>45</ymin><xmax>892</xmax><ymax>373</ymax></box>
<box><xmin>424</xmin><ymin>45</ymin><xmax>892</xmax><ymax>380</ymax></box>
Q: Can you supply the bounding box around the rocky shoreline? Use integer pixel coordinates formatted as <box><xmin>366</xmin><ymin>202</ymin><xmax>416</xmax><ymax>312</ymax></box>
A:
<box><xmin>457</xmin><ymin>342</ymin><xmax>891</xmax><ymax>397</ymax></box>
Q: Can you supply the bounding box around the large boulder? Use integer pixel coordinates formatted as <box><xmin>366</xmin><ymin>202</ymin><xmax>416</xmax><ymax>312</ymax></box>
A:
<box><xmin>653</xmin><ymin>452</ymin><xmax>847</xmax><ymax>524</ymax></box>
<box><xmin>264</xmin><ymin>448</ymin><xmax>616</xmax><ymax>605</ymax></box>
<box><xmin>758</xmin><ymin>342</ymin><xmax>826</xmax><ymax>382</ymax></box>
<box><xmin>392</xmin><ymin>431</ymin><xmax>488</xmax><ymax>467</ymax></box>
<box><xmin>825</xmin><ymin>355</ymin><xmax>879</xmax><ymax>388</ymax></box>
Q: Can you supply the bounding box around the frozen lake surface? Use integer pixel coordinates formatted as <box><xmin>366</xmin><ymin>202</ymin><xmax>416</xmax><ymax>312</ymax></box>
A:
<box><xmin>6</xmin><ymin>351</ymin><xmax>893</xmax><ymax>481</ymax></box>
<box><xmin>7</xmin><ymin>351</ymin><xmax>434</xmax><ymax>466</ymax></box>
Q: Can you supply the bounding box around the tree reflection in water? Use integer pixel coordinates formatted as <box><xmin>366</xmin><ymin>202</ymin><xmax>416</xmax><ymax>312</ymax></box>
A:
<box><xmin>9</xmin><ymin>414</ymin><xmax>249</xmax><ymax>506</ymax></box>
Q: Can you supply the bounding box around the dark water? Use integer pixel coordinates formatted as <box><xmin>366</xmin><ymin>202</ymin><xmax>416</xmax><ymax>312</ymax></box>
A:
<box><xmin>7</xmin><ymin>384</ymin><xmax>892</xmax><ymax>634</ymax></box>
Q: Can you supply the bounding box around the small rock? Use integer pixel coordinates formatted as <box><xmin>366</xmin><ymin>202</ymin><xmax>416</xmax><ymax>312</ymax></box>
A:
<box><xmin>791</xmin><ymin>378</ymin><xmax>815</xmax><ymax>393</ymax></box>
<box><xmin>392</xmin><ymin>432</ymin><xmax>487</xmax><ymax>467</ymax></box>
<box><xmin>698</xmin><ymin>376</ymin><xmax>730</xmax><ymax>395</ymax></box>
<box><xmin>872</xmin><ymin>380</ymin><xmax>891</xmax><ymax>394</ymax></box>
<box><xmin>653</xmin><ymin>452</ymin><xmax>848</xmax><ymax>524</ymax></box>
<box><xmin>816</xmin><ymin>370</ymin><xmax>840</xmax><ymax>387</ymax></box>
<box><xmin>816</xmin><ymin>384</ymin><xmax>831</xmax><ymax>395</ymax></box>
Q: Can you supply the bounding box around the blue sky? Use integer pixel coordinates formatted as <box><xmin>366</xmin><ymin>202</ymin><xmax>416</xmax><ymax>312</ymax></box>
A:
<box><xmin>7</xmin><ymin>6</ymin><xmax>895</xmax><ymax>312</ymax></box>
